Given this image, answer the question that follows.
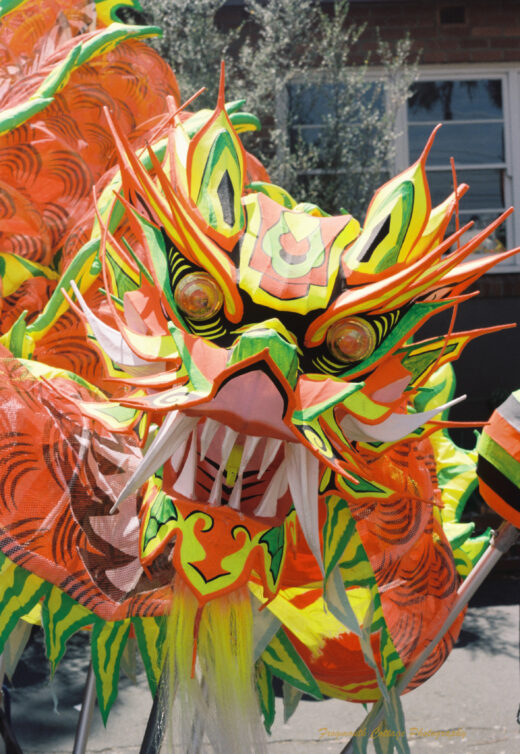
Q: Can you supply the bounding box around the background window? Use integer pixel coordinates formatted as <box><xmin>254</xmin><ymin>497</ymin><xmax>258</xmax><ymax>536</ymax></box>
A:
<box><xmin>407</xmin><ymin>79</ymin><xmax>508</xmax><ymax>255</ymax></box>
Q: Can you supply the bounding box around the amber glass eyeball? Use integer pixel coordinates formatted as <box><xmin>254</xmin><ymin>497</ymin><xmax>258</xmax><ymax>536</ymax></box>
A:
<box><xmin>174</xmin><ymin>272</ymin><xmax>224</xmax><ymax>321</ymax></box>
<box><xmin>326</xmin><ymin>316</ymin><xmax>376</xmax><ymax>363</ymax></box>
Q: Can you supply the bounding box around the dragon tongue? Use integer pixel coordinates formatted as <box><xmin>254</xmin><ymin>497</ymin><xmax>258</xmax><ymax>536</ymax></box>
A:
<box><xmin>286</xmin><ymin>443</ymin><xmax>324</xmax><ymax>574</ymax></box>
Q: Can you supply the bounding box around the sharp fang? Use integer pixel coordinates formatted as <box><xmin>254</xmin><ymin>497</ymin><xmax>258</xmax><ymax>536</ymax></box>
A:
<box><xmin>200</xmin><ymin>418</ymin><xmax>220</xmax><ymax>460</ymax></box>
<box><xmin>228</xmin><ymin>476</ymin><xmax>243</xmax><ymax>510</ymax></box>
<box><xmin>170</xmin><ymin>436</ymin><xmax>189</xmax><ymax>472</ymax></box>
<box><xmin>254</xmin><ymin>461</ymin><xmax>288</xmax><ymax>517</ymax></box>
<box><xmin>339</xmin><ymin>394</ymin><xmax>467</xmax><ymax>443</ymax></box>
<box><xmin>113</xmin><ymin>411</ymin><xmax>199</xmax><ymax>511</ymax></box>
<box><xmin>209</xmin><ymin>426</ymin><xmax>239</xmax><ymax>505</ymax></box>
<box><xmin>286</xmin><ymin>444</ymin><xmax>323</xmax><ymax>573</ymax></box>
<box><xmin>240</xmin><ymin>435</ymin><xmax>261</xmax><ymax>476</ymax></box>
<box><xmin>173</xmin><ymin>429</ymin><xmax>198</xmax><ymax>499</ymax></box>
<box><xmin>70</xmin><ymin>281</ymin><xmax>154</xmax><ymax>370</ymax></box>
<box><xmin>258</xmin><ymin>438</ymin><xmax>282</xmax><ymax>479</ymax></box>
<box><xmin>221</xmin><ymin>426</ymin><xmax>240</xmax><ymax>469</ymax></box>
<box><xmin>209</xmin><ymin>473</ymin><xmax>223</xmax><ymax>505</ymax></box>
<box><xmin>228</xmin><ymin>435</ymin><xmax>261</xmax><ymax>511</ymax></box>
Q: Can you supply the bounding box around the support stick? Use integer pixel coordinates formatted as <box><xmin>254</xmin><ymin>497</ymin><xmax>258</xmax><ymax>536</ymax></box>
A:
<box><xmin>340</xmin><ymin>522</ymin><xmax>519</xmax><ymax>754</ymax></box>
<box><xmin>72</xmin><ymin>661</ymin><xmax>96</xmax><ymax>754</ymax></box>
<box><xmin>0</xmin><ymin>652</ymin><xmax>23</xmax><ymax>754</ymax></box>
<box><xmin>139</xmin><ymin>676</ymin><xmax>167</xmax><ymax>754</ymax></box>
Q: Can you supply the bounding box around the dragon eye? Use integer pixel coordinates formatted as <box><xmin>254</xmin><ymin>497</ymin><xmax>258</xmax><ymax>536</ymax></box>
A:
<box><xmin>326</xmin><ymin>317</ymin><xmax>376</xmax><ymax>363</ymax></box>
<box><xmin>174</xmin><ymin>272</ymin><xmax>223</xmax><ymax>321</ymax></box>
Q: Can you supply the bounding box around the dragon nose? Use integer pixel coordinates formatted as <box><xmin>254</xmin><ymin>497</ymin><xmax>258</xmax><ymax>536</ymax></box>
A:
<box><xmin>228</xmin><ymin>319</ymin><xmax>299</xmax><ymax>388</ymax></box>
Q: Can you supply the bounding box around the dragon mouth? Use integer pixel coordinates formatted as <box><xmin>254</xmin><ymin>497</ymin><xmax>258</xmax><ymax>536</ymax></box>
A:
<box><xmin>115</xmin><ymin>369</ymin><xmax>324</xmax><ymax>566</ymax></box>
<box><xmin>163</xmin><ymin>418</ymin><xmax>296</xmax><ymax>521</ymax></box>
<box><xmin>159</xmin><ymin>413</ymin><xmax>323</xmax><ymax>566</ymax></box>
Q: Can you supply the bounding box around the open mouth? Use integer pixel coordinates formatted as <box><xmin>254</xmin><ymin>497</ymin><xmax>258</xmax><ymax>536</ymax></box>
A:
<box><xmin>162</xmin><ymin>418</ymin><xmax>294</xmax><ymax>521</ymax></box>
<box><xmin>115</xmin><ymin>369</ymin><xmax>326</xmax><ymax>568</ymax></box>
<box><xmin>157</xmin><ymin>413</ymin><xmax>324</xmax><ymax>570</ymax></box>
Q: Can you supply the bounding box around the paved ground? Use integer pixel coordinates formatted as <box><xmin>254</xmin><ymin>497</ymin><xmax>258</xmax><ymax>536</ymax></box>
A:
<box><xmin>4</xmin><ymin>575</ymin><xmax>519</xmax><ymax>754</ymax></box>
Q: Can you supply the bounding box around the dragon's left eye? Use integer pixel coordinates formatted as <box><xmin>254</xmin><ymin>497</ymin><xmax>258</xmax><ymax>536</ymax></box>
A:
<box><xmin>174</xmin><ymin>272</ymin><xmax>224</xmax><ymax>321</ymax></box>
<box><xmin>326</xmin><ymin>316</ymin><xmax>376</xmax><ymax>363</ymax></box>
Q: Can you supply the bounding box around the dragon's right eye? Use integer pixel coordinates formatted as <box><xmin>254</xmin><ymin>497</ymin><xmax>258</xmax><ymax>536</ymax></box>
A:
<box><xmin>326</xmin><ymin>316</ymin><xmax>376</xmax><ymax>364</ymax></box>
<box><xmin>174</xmin><ymin>271</ymin><xmax>224</xmax><ymax>321</ymax></box>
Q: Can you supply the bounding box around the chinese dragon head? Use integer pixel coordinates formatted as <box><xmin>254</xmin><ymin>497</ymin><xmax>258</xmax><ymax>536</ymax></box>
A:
<box><xmin>0</xmin><ymin>2</ymin><xmax>518</xmax><ymax>751</ymax></box>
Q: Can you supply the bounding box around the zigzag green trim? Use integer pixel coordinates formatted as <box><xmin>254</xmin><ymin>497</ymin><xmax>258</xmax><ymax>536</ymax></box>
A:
<box><xmin>42</xmin><ymin>587</ymin><xmax>94</xmax><ymax>674</ymax></box>
<box><xmin>261</xmin><ymin>629</ymin><xmax>322</xmax><ymax>700</ymax></box>
<box><xmin>91</xmin><ymin>619</ymin><xmax>132</xmax><ymax>724</ymax></box>
<box><xmin>132</xmin><ymin>615</ymin><xmax>167</xmax><ymax>696</ymax></box>
<box><xmin>0</xmin><ymin>553</ymin><xmax>50</xmax><ymax>652</ymax></box>
<box><xmin>255</xmin><ymin>660</ymin><xmax>275</xmax><ymax>734</ymax></box>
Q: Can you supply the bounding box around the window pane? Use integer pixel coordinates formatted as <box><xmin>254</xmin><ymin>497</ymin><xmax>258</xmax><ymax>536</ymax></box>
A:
<box><xmin>289</xmin><ymin>84</ymin><xmax>339</xmax><ymax>126</ymax></box>
<box><xmin>289</xmin><ymin>125</ymin><xmax>323</xmax><ymax>148</ymax></box>
<box><xmin>408</xmin><ymin>80</ymin><xmax>503</xmax><ymax>122</ymax></box>
<box><xmin>409</xmin><ymin>122</ymin><xmax>504</xmax><ymax>165</ymax></box>
<box><xmin>445</xmin><ymin>212</ymin><xmax>507</xmax><ymax>253</ymax></box>
<box><xmin>426</xmin><ymin>168</ymin><xmax>505</xmax><ymax>210</ymax></box>
<box><xmin>288</xmin><ymin>81</ymin><xmax>385</xmax><ymax>126</ymax></box>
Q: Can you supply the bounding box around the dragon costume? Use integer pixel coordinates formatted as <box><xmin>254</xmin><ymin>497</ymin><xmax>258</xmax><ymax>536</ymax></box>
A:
<box><xmin>0</xmin><ymin>2</ymin><xmax>518</xmax><ymax>752</ymax></box>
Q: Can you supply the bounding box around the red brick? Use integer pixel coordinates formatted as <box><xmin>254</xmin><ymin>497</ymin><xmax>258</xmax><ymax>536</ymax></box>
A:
<box><xmin>469</xmin><ymin>48</ymin><xmax>506</xmax><ymax>62</ymax></box>
<box><xmin>502</xmin><ymin>49</ymin><xmax>520</xmax><ymax>61</ymax></box>
<box><xmin>472</xmin><ymin>25</ymin><xmax>520</xmax><ymax>37</ymax></box>
<box><xmin>421</xmin><ymin>48</ymin><xmax>451</xmax><ymax>64</ymax></box>
<box><xmin>459</xmin><ymin>38</ymin><xmax>490</xmax><ymax>49</ymax></box>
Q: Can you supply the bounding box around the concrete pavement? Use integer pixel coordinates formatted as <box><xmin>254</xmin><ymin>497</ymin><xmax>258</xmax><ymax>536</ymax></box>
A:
<box><xmin>5</xmin><ymin>576</ymin><xmax>519</xmax><ymax>754</ymax></box>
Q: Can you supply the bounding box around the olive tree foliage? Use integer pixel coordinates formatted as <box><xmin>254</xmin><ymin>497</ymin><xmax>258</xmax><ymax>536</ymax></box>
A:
<box><xmin>140</xmin><ymin>0</ymin><xmax>416</xmax><ymax>218</ymax></box>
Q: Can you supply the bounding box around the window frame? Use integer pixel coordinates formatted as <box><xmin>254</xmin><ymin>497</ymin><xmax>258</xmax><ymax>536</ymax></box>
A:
<box><xmin>394</xmin><ymin>63</ymin><xmax>520</xmax><ymax>273</ymax></box>
<box><xmin>281</xmin><ymin>64</ymin><xmax>520</xmax><ymax>272</ymax></box>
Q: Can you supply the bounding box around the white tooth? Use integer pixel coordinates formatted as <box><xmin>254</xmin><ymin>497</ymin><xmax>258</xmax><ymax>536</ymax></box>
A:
<box><xmin>113</xmin><ymin>411</ymin><xmax>199</xmax><ymax>511</ymax></box>
<box><xmin>70</xmin><ymin>281</ymin><xmax>156</xmax><ymax>370</ymax></box>
<box><xmin>258</xmin><ymin>438</ymin><xmax>282</xmax><ymax>479</ymax></box>
<box><xmin>220</xmin><ymin>427</ymin><xmax>239</xmax><ymax>470</ymax></box>
<box><xmin>209</xmin><ymin>472</ymin><xmax>223</xmax><ymax>505</ymax></box>
<box><xmin>285</xmin><ymin>443</ymin><xmax>323</xmax><ymax>574</ymax></box>
<box><xmin>173</xmin><ymin>429</ymin><xmax>198</xmax><ymax>499</ymax></box>
<box><xmin>228</xmin><ymin>476</ymin><xmax>243</xmax><ymax>510</ymax></box>
<box><xmin>228</xmin><ymin>435</ymin><xmax>261</xmax><ymax>511</ymax></box>
<box><xmin>240</xmin><ymin>435</ymin><xmax>261</xmax><ymax>476</ymax></box>
<box><xmin>209</xmin><ymin>427</ymin><xmax>239</xmax><ymax>506</ymax></box>
<box><xmin>200</xmin><ymin>418</ymin><xmax>220</xmax><ymax>460</ymax></box>
<box><xmin>339</xmin><ymin>394</ymin><xmax>467</xmax><ymax>443</ymax></box>
<box><xmin>170</xmin><ymin>436</ymin><xmax>189</xmax><ymax>472</ymax></box>
<box><xmin>254</xmin><ymin>461</ymin><xmax>288</xmax><ymax>517</ymax></box>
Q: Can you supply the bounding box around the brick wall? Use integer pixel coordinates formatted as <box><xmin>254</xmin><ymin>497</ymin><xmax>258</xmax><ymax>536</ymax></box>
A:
<box><xmin>345</xmin><ymin>0</ymin><xmax>520</xmax><ymax>65</ymax></box>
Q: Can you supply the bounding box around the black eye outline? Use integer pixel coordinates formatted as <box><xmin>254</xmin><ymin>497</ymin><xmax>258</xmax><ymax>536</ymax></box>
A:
<box><xmin>326</xmin><ymin>316</ymin><xmax>377</xmax><ymax>364</ymax></box>
<box><xmin>174</xmin><ymin>271</ymin><xmax>224</xmax><ymax>321</ymax></box>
